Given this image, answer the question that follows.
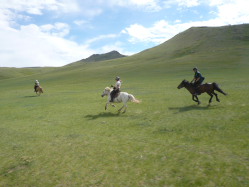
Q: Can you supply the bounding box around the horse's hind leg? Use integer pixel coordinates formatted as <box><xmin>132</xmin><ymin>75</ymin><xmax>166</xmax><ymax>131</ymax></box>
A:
<box><xmin>213</xmin><ymin>92</ymin><xmax>220</xmax><ymax>102</ymax></box>
<box><xmin>118</xmin><ymin>105</ymin><xmax>125</xmax><ymax>112</ymax></box>
<box><xmin>118</xmin><ymin>103</ymin><xmax>127</xmax><ymax>113</ymax></box>
<box><xmin>123</xmin><ymin>104</ymin><xmax>128</xmax><ymax>113</ymax></box>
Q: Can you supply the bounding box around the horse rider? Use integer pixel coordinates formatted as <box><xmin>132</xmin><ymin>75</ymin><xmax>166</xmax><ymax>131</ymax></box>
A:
<box><xmin>34</xmin><ymin>80</ymin><xmax>40</xmax><ymax>92</ymax></box>
<box><xmin>191</xmin><ymin>67</ymin><xmax>205</xmax><ymax>95</ymax></box>
<box><xmin>110</xmin><ymin>76</ymin><xmax>122</xmax><ymax>102</ymax></box>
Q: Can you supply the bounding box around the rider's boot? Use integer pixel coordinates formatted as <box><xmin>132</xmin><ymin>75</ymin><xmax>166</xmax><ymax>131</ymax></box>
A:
<box><xmin>110</xmin><ymin>96</ymin><xmax>114</xmax><ymax>102</ymax></box>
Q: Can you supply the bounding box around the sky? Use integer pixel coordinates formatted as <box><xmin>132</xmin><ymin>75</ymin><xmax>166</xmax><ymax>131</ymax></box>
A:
<box><xmin>0</xmin><ymin>0</ymin><xmax>249</xmax><ymax>67</ymax></box>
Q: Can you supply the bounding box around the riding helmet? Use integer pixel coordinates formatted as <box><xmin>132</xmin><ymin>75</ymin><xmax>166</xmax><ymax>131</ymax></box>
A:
<box><xmin>193</xmin><ymin>67</ymin><xmax>198</xmax><ymax>71</ymax></box>
<box><xmin>115</xmin><ymin>76</ymin><xmax>120</xmax><ymax>81</ymax></box>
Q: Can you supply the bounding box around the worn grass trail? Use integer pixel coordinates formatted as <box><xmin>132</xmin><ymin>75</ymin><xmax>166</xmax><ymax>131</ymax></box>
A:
<box><xmin>0</xmin><ymin>64</ymin><xmax>249</xmax><ymax>186</ymax></box>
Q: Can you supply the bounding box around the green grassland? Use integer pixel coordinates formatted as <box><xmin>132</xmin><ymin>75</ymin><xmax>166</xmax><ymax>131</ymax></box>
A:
<box><xmin>0</xmin><ymin>67</ymin><xmax>56</xmax><ymax>80</ymax></box>
<box><xmin>0</xmin><ymin>24</ymin><xmax>249</xmax><ymax>186</ymax></box>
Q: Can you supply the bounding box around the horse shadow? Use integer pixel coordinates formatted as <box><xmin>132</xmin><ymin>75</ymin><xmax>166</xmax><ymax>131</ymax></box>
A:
<box><xmin>24</xmin><ymin>95</ymin><xmax>37</xmax><ymax>98</ymax></box>
<box><xmin>168</xmin><ymin>104</ymin><xmax>221</xmax><ymax>113</ymax></box>
<box><xmin>84</xmin><ymin>112</ymin><xmax>124</xmax><ymax>120</ymax></box>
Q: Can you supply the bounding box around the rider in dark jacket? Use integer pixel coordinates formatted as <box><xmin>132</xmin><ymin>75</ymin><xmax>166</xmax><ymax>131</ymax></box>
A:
<box><xmin>191</xmin><ymin>67</ymin><xmax>205</xmax><ymax>95</ymax></box>
<box><xmin>110</xmin><ymin>76</ymin><xmax>121</xmax><ymax>102</ymax></box>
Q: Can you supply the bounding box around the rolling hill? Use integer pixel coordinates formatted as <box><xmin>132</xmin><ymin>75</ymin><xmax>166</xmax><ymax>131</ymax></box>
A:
<box><xmin>1</xmin><ymin>23</ymin><xmax>249</xmax><ymax>81</ymax></box>
<box><xmin>0</xmin><ymin>50</ymin><xmax>126</xmax><ymax>81</ymax></box>
<box><xmin>130</xmin><ymin>24</ymin><xmax>249</xmax><ymax>65</ymax></box>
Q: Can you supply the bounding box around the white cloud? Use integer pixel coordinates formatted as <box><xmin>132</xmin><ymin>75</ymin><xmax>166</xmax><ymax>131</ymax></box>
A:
<box><xmin>0</xmin><ymin>0</ymin><xmax>96</xmax><ymax>67</ymax></box>
<box><xmin>214</xmin><ymin>0</ymin><xmax>249</xmax><ymax>24</ymax></box>
<box><xmin>179</xmin><ymin>0</ymin><xmax>200</xmax><ymax>7</ymax></box>
<box><xmin>86</xmin><ymin>34</ymin><xmax>119</xmax><ymax>45</ymax></box>
<box><xmin>163</xmin><ymin>0</ymin><xmax>200</xmax><ymax>8</ymax></box>
<box><xmin>73</xmin><ymin>20</ymin><xmax>88</xmax><ymax>26</ymax></box>
<box><xmin>0</xmin><ymin>23</ymin><xmax>94</xmax><ymax>67</ymax></box>
<box><xmin>123</xmin><ymin>0</ymin><xmax>249</xmax><ymax>44</ymax></box>
<box><xmin>0</xmin><ymin>0</ymin><xmax>62</xmax><ymax>15</ymax></box>
<box><xmin>40</xmin><ymin>23</ymin><xmax>70</xmax><ymax>37</ymax></box>
<box><xmin>127</xmin><ymin>0</ymin><xmax>162</xmax><ymax>11</ymax></box>
<box><xmin>122</xmin><ymin>20</ymin><xmax>184</xmax><ymax>44</ymax></box>
<box><xmin>95</xmin><ymin>0</ymin><xmax>162</xmax><ymax>12</ymax></box>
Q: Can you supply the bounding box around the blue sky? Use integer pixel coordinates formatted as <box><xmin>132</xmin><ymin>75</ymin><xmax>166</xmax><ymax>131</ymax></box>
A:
<box><xmin>0</xmin><ymin>0</ymin><xmax>248</xmax><ymax>67</ymax></box>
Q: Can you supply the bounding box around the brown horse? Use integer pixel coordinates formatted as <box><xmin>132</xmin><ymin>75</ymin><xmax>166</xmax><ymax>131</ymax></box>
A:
<box><xmin>177</xmin><ymin>80</ymin><xmax>227</xmax><ymax>105</ymax></box>
<box><xmin>35</xmin><ymin>86</ymin><xmax>44</xmax><ymax>96</ymax></box>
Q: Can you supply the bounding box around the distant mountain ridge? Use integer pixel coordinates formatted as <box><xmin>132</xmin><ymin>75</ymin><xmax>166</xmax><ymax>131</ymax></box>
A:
<box><xmin>67</xmin><ymin>50</ymin><xmax>127</xmax><ymax>66</ymax></box>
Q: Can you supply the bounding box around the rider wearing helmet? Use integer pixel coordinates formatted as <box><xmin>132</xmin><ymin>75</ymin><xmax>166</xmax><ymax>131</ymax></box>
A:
<box><xmin>34</xmin><ymin>80</ymin><xmax>40</xmax><ymax>92</ymax></box>
<box><xmin>191</xmin><ymin>67</ymin><xmax>205</xmax><ymax>95</ymax></box>
<box><xmin>110</xmin><ymin>76</ymin><xmax>121</xmax><ymax>102</ymax></box>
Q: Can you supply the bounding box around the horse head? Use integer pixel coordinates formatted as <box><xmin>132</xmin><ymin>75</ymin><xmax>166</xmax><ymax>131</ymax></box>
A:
<box><xmin>177</xmin><ymin>80</ymin><xmax>188</xmax><ymax>89</ymax></box>
<box><xmin>101</xmin><ymin>87</ymin><xmax>112</xmax><ymax>97</ymax></box>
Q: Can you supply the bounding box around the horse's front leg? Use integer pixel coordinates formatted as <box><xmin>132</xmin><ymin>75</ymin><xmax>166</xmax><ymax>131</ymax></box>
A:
<box><xmin>105</xmin><ymin>102</ymin><xmax>109</xmax><ymax>110</ymax></box>
<box><xmin>192</xmin><ymin>95</ymin><xmax>200</xmax><ymax>105</ymax></box>
<box><xmin>192</xmin><ymin>95</ymin><xmax>196</xmax><ymax>101</ymax></box>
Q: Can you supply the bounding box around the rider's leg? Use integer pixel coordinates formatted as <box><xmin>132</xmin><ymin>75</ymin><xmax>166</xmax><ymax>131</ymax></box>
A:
<box><xmin>110</xmin><ymin>90</ymin><xmax>116</xmax><ymax>102</ymax></box>
<box><xmin>193</xmin><ymin>82</ymin><xmax>201</xmax><ymax>95</ymax></box>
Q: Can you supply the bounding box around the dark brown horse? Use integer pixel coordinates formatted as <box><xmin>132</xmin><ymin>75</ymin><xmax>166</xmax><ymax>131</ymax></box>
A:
<box><xmin>177</xmin><ymin>80</ymin><xmax>227</xmax><ymax>105</ymax></box>
<box><xmin>35</xmin><ymin>86</ymin><xmax>44</xmax><ymax>96</ymax></box>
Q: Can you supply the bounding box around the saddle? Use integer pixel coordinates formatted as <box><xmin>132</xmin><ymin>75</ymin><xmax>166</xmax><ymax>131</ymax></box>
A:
<box><xmin>110</xmin><ymin>88</ymin><xmax>120</xmax><ymax>102</ymax></box>
<box><xmin>113</xmin><ymin>90</ymin><xmax>120</xmax><ymax>98</ymax></box>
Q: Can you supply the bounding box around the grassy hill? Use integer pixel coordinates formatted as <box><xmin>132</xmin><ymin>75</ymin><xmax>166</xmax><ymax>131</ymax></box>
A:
<box><xmin>0</xmin><ymin>50</ymin><xmax>126</xmax><ymax>81</ymax></box>
<box><xmin>0</xmin><ymin>24</ymin><xmax>249</xmax><ymax>186</ymax></box>
<box><xmin>0</xmin><ymin>67</ymin><xmax>56</xmax><ymax>81</ymax></box>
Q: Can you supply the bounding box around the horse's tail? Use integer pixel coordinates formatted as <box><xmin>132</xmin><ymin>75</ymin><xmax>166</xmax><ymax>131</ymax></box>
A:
<box><xmin>213</xmin><ymin>83</ymin><xmax>227</xmax><ymax>95</ymax></box>
<box><xmin>128</xmin><ymin>94</ymin><xmax>141</xmax><ymax>103</ymax></box>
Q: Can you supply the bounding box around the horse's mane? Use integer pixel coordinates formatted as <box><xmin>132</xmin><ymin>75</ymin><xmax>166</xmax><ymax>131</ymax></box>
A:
<box><xmin>105</xmin><ymin>87</ymin><xmax>112</xmax><ymax>91</ymax></box>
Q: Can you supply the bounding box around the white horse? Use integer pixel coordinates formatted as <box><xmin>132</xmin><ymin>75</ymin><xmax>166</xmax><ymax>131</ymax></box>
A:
<box><xmin>101</xmin><ymin>87</ymin><xmax>140</xmax><ymax>113</ymax></box>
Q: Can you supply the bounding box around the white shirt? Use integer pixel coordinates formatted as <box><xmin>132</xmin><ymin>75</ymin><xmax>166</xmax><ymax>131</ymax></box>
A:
<box><xmin>115</xmin><ymin>80</ymin><xmax>121</xmax><ymax>89</ymax></box>
<box><xmin>35</xmin><ymin>81</ymin><xmax>40</xmax><ymax>86</ymax></box>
